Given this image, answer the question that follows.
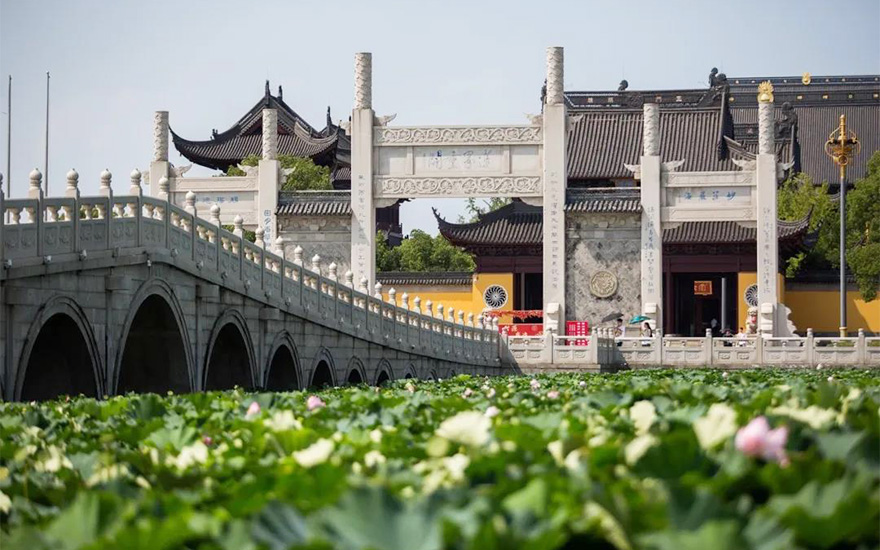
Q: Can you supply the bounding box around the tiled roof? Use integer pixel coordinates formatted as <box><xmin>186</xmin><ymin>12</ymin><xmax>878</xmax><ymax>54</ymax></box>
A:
<box><xmin>276</xmin><ymin>191</ymin><xmax>352</xmax><ymax>216</ymax></box>
<box><xmin>565</xmin><ymin>188</ymin><xmax>641</xmax><ymax>212</ymax></box>
<box><xmin>377</xmin><ymin>272</ymin><xmax>473</xmax><ymax>286</ymax></box>
<box><xmin>564</xmin><ymin>74</ymin><xmax>878</xmax><ymax>183</ymax></box>
<box><xmin>172</xmin><ymin>85</ymin><xmax>343</xmax><ymax>171</ymax></box>
<box><xmin>663</xmin><ymin>216</ymin><xmax>811</xmax><ymax>244</ymax></box>
<box><xmin>567</xmin><ymin>109</ymin><xmax>738</xmax><ymax>180</ymax></box>
<box><xmin>437</xmin><ymin>192</ymin><xmax>642</xmax><ymax>246</ymax></box>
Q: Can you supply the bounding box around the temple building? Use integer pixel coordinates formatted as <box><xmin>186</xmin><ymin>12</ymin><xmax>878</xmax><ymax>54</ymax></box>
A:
<box><xmin>148</xmin><ymin>65</ymin><xmax>878</xmax><ymax>336</ymax></box>
<box><xmin>168</xmin><ymin>81</ymin><xmax>403</xmax><ymax>254</ymax></box>
<box><xmin>379</xmin><ymin>72</ymin><xmax>879</xmax><ymax>336</ymax></box>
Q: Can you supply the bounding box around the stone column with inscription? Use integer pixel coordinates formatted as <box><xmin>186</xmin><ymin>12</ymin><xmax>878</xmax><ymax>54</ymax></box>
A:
<box><xmin>542</xmin><ymin>46</ymin><xmax>567</xmax><ymax>334</ymax></box>
<box><xmin>351</xmin><ymin>52</ymin><xmax>376</xmax><ymax>288</ymax></box>
<box><xmin>150</xmin><ymin>111</ymin><xmax>170</xmax><ymax>198</ymax></box>
<box><xmin>258</xmin><ymin>108</ymin><xmax>280</xmax><ymax>246</ymax></box>
<box><xmin>755</xmin><ymin>82</ymin><xmax>778</xmax><ymax>335</ymax></box>
<box><xmin>640</xmin><ymin>103</ymin><xmax>663</xmax><ymax>333</ymax></box>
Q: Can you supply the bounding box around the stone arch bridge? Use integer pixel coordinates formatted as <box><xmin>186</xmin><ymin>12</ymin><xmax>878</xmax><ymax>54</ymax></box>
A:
<box><xmin>0</xmin><ymin>170</ymin><xmax>505</xmax><ymax>402</ymax></box>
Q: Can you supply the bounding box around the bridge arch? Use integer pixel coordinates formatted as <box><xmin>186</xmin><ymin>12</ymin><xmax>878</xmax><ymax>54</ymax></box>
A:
<box><xmin>346</xmin><ymin>357</ymin><xmax>367</xmax><ymax>386</ymax></box>
<box><xmin>427</xmin><ymin>370</ymin><xmax>438</xmax><ymax>381</ymax></box>
<box><xmin>115</xmin><ymin>280</ymin><xmax>193</xmax><ymax>395</ymax></box>
<box><xmin>403</xmin><ymin>363</ymin><xmax>417</xmax><ymax>380</ymax></box>
<box><xmin>265</xmin><ymin>332</ymin><xmax>302</xmax><ymax>391</ymax></box>
<box><xmin>15</xmin><ymin>295</ymin><xmax>103</xmax><ymax>401</ymax></box>
<box><xmin>309</xmin><ymin>348</ymin><xmax>336</xmax><ymax>389</ymax></box>
<box><xmin>374</xmin><ymin>359</ymin><xmax>393</xmax><ymax>387</ymax></box>
<box><xmin>204</xmin><ymin>309</ymin><xmax>256</xmax><ymax>391</ymax></box>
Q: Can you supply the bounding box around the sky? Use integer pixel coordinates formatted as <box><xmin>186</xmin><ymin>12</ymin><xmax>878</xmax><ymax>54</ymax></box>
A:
<box><xmin>1</xmin><ymin>0</ymin><xmax>878</xmax><ymax>235</ymax></box>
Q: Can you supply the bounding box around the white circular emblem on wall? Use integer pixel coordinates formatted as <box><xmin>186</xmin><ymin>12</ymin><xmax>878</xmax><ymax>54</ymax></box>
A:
<box><xmin>589</xmin><ymin>270</ymin><xmax>618</xmax><ymax>298</ymax></box>
<box><xmin>483</xmin><ymin>285</ymin><xmax>508</xmax><ymax>309</ymax></box>
<box><xmin>744</xmin><ymin>284</ymin><xmax>759</xmax><ymax>307</ymax></box>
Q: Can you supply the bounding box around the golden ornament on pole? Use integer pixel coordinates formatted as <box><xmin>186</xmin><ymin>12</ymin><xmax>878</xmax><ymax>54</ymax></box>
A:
<box><xmin>757</xmin><ymin>81</ymin><xmax>774</xmax><ymax>103</ymax></box>
<box><xmin>801</xmin><ymin>72</ymin><xmax>812</xmax><ymax>85</ymax></box>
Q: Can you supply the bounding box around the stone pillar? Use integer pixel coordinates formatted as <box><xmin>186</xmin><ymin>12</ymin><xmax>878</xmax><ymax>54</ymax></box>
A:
<box><xmin>258</xmin><ymin>108</ymin><xmax>280</xmax><ymax>247</ymax></box>
<box><xmin>351</xmin><ymin>52</ymin><xmax>376</xmax><ymax>289</ymax></box>
<box><xmin>640</xmin><ymin>102</ymin><xmax>663</xmax><ymax>333</ymax></box>
<box><xmin>150</xmin><ymin>111</ymin><xmax>170</xmax><ymax>197</ymax></box>
<box><xmin>542</xmin><ymin>46</ymin><xmax>567</xmax><ymax>334</ymax></box>
<box><xmin>756</xmin><ymin>82</ymin><xmax>778</xmax><ymax>335</ymax></box>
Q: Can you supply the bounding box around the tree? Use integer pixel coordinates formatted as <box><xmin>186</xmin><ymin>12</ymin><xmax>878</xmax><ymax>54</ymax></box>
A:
<box><xmin>376</xmin><ymin>230</ymin><xmax>475</xmax><ymax>272</ymax></box>
<box><xmin>777</xmin><ymin>172</ymin><xmax>837</xmax><ymax>277</ymax></box>
<box><xmin>845</xmin><ymin>151</ymin><xmax>880</xmax><ymax>300</ymax></box>
<box><xmin>457</xmin><ymin>197</ymin><xmax>511</xmax><ymax>223</ymax></box>
<box><xmin>226</xmin><ymin>154</ymin><xmax>332</xmax><ymax>191</ymax></box>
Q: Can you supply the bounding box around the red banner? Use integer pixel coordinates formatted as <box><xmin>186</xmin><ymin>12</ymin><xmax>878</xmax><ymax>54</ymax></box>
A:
<box><xmin>566</xmin><ymin>321</ymin><xmax>590</xmax><ymax>346</ymax></box>
<box><xmin>694</xmin><ymin>280</ymin><xmax>713</xmax><ymax>296</ymax></box>
<box><xmin>500</xmin><ymin>323</ymin><xmax>543</xmax><ymax>336</ymax></box>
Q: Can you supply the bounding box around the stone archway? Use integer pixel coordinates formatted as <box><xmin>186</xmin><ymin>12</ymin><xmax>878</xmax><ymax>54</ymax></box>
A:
<box><xmin>265</xmin><ymin>334</ymin><xmax>301</xmax><ymax>391</ymax></box>
<box><xmin>346</xmin><ymin>357</ymin><xmax>366</xmax><ymax>386</ymax></box>
<box><xmin>18</xmin><ymin>301</ymin><xmax>101</xmax><ymax>401</ymax></box>
<box><xmin>374</xmin><ymin>360</ymin><xmax>393</xmax><ymax>387</ymax></box>
<box><xmin>309</xmin><ymin>348</ymin><xmax>337</xmax><ymax>389</ymax></box>
<box><xmin>118</xmin><ymin>293</ymin><xmax>191</xmax><ymax>394</ymax></box>
<box><xmin>205</xmin><ymin>312</ymin><xmax>255</xmax><ymax>391</ymax></box>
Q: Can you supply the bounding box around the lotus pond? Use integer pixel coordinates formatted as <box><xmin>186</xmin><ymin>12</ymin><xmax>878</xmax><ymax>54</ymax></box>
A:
<box><xmin>1</xmin><ymin>369</ymin><xmax>878</xmax><ymax>550</ymax></box>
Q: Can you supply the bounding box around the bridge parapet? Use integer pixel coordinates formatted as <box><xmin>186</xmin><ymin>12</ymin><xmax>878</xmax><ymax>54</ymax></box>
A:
<box><xmin>0</xmin><ymin>177</ymin><xmax>500</xmax><ymax>368</ymax></box>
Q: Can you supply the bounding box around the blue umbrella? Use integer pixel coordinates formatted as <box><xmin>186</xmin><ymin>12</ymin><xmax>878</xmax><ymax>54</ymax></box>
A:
<box><xmin>629</xmin><ymin>315</ymin><xmax>649</xmax><ymax>324</ymax></box>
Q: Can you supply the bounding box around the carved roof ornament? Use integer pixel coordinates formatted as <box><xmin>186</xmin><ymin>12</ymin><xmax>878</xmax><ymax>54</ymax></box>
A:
<box><xmin>801</xmin><ymin>72</ymin><xmax>812</xmax><ymax>85</ymax></box>
<box><xmin>618</xmin><ymin>79</ymin><xmax>628</xmax><ymax>91</ymax></box>
<box><xmin>757</xmin><ymin>81</ymin><xmax>775</xmax><ymax>103</ymax></box>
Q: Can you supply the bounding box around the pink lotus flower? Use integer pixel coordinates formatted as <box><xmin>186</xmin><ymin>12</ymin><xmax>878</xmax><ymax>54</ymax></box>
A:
<box><xmin>462</xmin><ymin>388</ymin><xmax>473</xmax><ymax>398</ymax></box>
<box><xmin>530</xmin><ymin>379</ymin><xmax>541</xmax><ymax>391</ymax></box>
<box><xmin>307</xmin><ymin>395</ymin><xmax>325</xmax><ymax>411</ymax></box>
<box><xmin>547</xmin><ymin>390</ymin><xmax>560</xmax><ymax>399</ymax></box>
<box><xmin>486</xmin><ymin>388</ymin><xmax>496</xmax><ymax>398</ymax></box>
<box><xmin>203</xmin><ymin>436</ymin><xmax>213</xmax><ymax>446</ymax></box>
<box><xmin>735</xmin><ymin>416</ymin><xmax>789</xmax><ymax>466</ymax></box>
<box><xmin>245</xmin><ymin>401</ymin><xmax>261</xmax><ymax>417</ymax></box>
<box><xmin>578</xmin><ymin>381</ymin><xmax>586</xmax><ymax>388</ymax></box>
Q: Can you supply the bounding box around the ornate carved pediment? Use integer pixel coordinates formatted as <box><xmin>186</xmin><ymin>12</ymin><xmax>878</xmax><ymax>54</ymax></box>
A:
<box><xmin>373</xmin><ymin>126</ymin><xmax>542</xmax><ymax>145</ymax></box>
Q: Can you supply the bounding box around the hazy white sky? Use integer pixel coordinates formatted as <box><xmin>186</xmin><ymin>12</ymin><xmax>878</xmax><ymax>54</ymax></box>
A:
<box><xmin>1</xmin><ymin>0</ymin><xmax>878</xmax><ymax>234</ymax></box>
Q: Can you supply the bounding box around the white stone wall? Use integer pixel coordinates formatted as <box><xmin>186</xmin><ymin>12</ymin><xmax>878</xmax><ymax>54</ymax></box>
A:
<box><xmin>565</xmin><ymin>213</ymin><xmax>642</xmax><ymax>325</ymax></box>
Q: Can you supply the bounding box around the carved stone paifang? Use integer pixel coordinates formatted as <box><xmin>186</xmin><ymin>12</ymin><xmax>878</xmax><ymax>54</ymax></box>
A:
<box><xmin>374</xmin><ymin>126</ymin><xmax>542</xmax><ymax>146</ymax></box>
<box><xmin>262</xmin><ymin>109</ymin><xmax>278</xmax><ymax>161</ymax></box>
<box><xmin>374</xmin><ymin>176</ymin><xmax>542</xmax><ymax>198</ymax></box>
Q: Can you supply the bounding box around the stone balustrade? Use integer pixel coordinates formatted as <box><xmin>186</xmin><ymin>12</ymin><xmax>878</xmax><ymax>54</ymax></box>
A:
<box><xmin>506</xmin><ymin>326</ymin><xmax>879</xmax><ymax>368</ymax></box>
<box><xmin>0</xmin><ymin>172</ymin><xmax>500</xmax><ymax>367</ymax></box>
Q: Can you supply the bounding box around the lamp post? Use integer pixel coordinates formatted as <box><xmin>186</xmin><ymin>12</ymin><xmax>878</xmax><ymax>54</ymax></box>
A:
<box><xmin>824</xmin><ymin>114</ymin><xmax>860</xmax><ymax>337</ymax></box>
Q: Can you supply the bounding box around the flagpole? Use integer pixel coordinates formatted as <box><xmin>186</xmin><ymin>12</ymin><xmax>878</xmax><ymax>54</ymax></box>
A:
<box><xmin>6</xmin><ymin>75</ymin><xmax>10</xmax><ymax>198</ymax></box>
<box><xmin>44</xmin><ymin>71</ymin><xmax>50</xmax><ymax>196</ymax></box>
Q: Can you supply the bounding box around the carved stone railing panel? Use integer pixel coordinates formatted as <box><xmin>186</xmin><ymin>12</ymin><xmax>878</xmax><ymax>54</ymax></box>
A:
<box><xmin>374</xmin><ymin>175</ymin><xmax>542</xmax><ymax>199</ymax></box>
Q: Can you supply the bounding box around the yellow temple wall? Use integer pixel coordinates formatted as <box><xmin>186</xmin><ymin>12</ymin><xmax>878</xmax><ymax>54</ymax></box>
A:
<box><xmin>737</xmin><ymin>271</ymin><xmax>880</xmax><ymax>333</ymax></box>
<box><xmin>378</xmin><ymin>273</ymin><xmax>515</xmax><ymax>324</ymax></box>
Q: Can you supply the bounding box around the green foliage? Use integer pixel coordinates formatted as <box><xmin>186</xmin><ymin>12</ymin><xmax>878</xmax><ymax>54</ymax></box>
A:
<box><xmin>844</xmin><ymin>151</ymin><xmax>880</xmax><ymax>301</ymax></box>
<box><xmin>458</xmin><ymin>197</ymin><xmax>512</xmax><ymax>223</ymax></box>
<box><xmin>225</xmin><ymin>154</ymin><xmax>332</xmax><ymax>191</ymax></box>
<box><xmin>777</xmin><ymin>173</ymin><xmax>837</xmax><ymax>276</ymax></box>
<box><xmin>377</xmin><ymin>229</ymin><xmax>475</xmax><ymax>272</ymax></box>
<box><xmin>1</xmin><ymin>370</ymin><xmax>879</xmax><ymax>548</ymax></box>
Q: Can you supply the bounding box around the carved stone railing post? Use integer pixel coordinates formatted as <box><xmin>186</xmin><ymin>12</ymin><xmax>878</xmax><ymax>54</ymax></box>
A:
<box><xmin>99</xmin><ymin>169</ymin><xmax>112</xmax><ymax>197</ymax></box>
<box><xmin>293</xmin><ymin>245</ymin><xmax>304</xmax><ymax>266</ymax></box>
<box><xmin>344</xmin><ymin>270</ymin><xmax>354</xmax><ymax>287</ymax></box>
<box><xmin>273</xmin><ymin>236</ymin><xmax>285</xmax><ymax>256</ymax></box>
<box><xmin>65</xmin><ymin>168</ymin><xmax>79</xmax><ymax>199</ymax></box>
<box><xmin>413</xmin><ymin>296</ymin><xmax>422</xmax><ymax>315</ymax></box>
<box><xmin>400</xmin><ymin>292</ymin><xmax>409</xmax><ymax>311</ymax></box>
<box><xmin>255</xmin><ymin>226</ymin><xmax>265</xmax><ymax>249</ymax></box>
<box><xmin>232</xmin><ymin>215</ymin><xmax>244</xmax><ymax>237</ymax></box>
<box><xmin>425</xmin><ymin>300</ymin><xmax>433</xmax><ymax>319</ymax></box>
<box><xmin>158</xmin><ymin>175</ymin><xmax>170</xmax><ymax>201</ymax></box>
<box><xmin>640</xmin><ymin>102</ymin><xmax>663</xmax><ymax>334</ymax></box>
<box><xmin>388</xmin><ymin>287</ymin><xmax>396</xmax><ymax>307</ymax></box>
<box><xmin>756</xmin><ymin>81</ymin><xmax>778</xmax><ymax>335</ymax></box>
<box><xmin>28</xmin><ymin>168</ymin><xmax>43</xmax><ymax>200</ymax></box>
<box><xmin>328</xmin><ymin>261</ymin><xmax>338</xmax><ymax>282</ymax></box>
